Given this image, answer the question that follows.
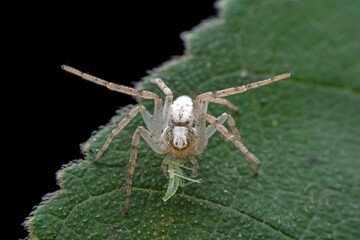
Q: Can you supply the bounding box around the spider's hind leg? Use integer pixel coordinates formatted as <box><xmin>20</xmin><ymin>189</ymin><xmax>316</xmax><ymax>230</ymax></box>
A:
<box><xmin>124</xmin><ymin>126</ymin><xmax>169</xmax><ymax>214</ymax></box>
<box><xmin>93</xmin><ymin>105</ymin><xmax>153</xmax><ymax>162</ymax></box>
<box><xmin>203</xmin><ymin>113</ymin><xmax>260</xmax><ymax>174</ymax></box>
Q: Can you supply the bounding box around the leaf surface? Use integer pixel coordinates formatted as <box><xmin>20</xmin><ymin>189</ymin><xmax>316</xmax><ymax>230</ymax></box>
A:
<box><xmin>27</xmin><ymin>0</ymin><xmax>360</xmax><ymax>239</ymax></box>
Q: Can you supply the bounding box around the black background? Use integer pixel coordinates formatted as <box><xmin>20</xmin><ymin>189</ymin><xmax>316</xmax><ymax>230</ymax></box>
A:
<box><xmin>12</xmin><ymin>1</ymin><xmax>217</xmax><ymax>238</ymax></box>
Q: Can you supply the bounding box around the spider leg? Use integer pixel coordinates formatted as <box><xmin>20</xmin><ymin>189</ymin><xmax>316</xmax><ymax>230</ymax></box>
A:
<box><xmin>194</xmin><ymin>99</ymin><xmax>240</xmax><ymax>155</ymax></box>
<box><xmin>62</xmin><ymin>65</ymin><xmax>161</xmax><ymax>100</ymax></box>
<box><xmin>202</xmin><ymin>113</ymin><xmax>260</xmax><ymax>174</ymax></box>
<box><xmin>209</xmin><ymin>98</ymin><xmax>239</xmax><ymax>111</ymax></box>
<box><xmin>62</xmin><ymin>65</ymin><xmax>164</xmax><ymax>142</ymax></box>
<box><xmin>124</xmin><ymin>127</ymin><xmax>142</xmax><ymax>215</ymax></box>
<box><xmin>189</xmin><ymin>156</ymin><xmax>199</xmax><ymax>177</ymax></box>
<box><xmin>206</xmin><ymin>113</ymin><xmax>241</xmax><ymax>140</ymax></box>
<box><xmin>193</xmin><ymin>73</ymin><xmax>292</xmax><ymax>155</ymax></box>
<box><xmin>206</xmin><ymin>113</ymin><xmax>259</xmax><ymax>173</ymax></box>
<box><xmin>94</xmin><ymin>105</ymin><xmax>152</xmax><ymax>161</ymax></box>
<box><xmin>195</xmin><ymin>73</ymin><xmax>293</xmax><ymax>102</ymax></box>
<box><xmin>150</xmin><ymin>78</ymin><xmax>173</xmax><ymax>130</ymax></box>
<box><xmin>124</xmin><ymin>126</ymin><xmax>169</xmax><ymax>214</ymax></box>
<box><xmin>161</xmin><ymin>155</ymin><xmax>171</xmax><ymax>177</ymax></box>
<box><xmin>201</xmin><ymin>98</ymin><xmax>238</xmax><ymax>115</ymax></box>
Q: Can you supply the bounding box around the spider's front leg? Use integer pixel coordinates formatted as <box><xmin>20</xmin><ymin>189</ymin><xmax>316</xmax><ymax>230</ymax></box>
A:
<box><xmin>202</xmin><ymin>113</ymin><xmax>260</xmax><ymax>174</ymax></box>
<box><xmin>151</xmin><ymin>78</ymin><xmax>173</xmax><ymax>130</ymax></box>
<box><xmin>62</xmin><ymin>65</ymin><xmax>165</xmax><ymax>160</ymax></box>
<box><xmin>193</xmin><ymin>72</ymin><xmax>293</xmax><ymax>172</ymax></box>
<box><xmin>194</xmin><ymin>72</ymin><xmax>293</xmax><ymax>102</ymax></box>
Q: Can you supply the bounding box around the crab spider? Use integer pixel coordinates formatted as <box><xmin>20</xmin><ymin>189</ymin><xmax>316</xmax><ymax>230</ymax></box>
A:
<box><xmin>62</xmin><ymin>65</ymin><xmax>293</xmax><ymax>214</ymax></box>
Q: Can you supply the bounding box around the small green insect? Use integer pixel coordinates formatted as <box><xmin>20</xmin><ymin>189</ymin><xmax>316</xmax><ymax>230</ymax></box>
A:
<box><xmin>163</xmin><ymin>160</ymin><xmax>201</xmax><ymax>202</ymax></box>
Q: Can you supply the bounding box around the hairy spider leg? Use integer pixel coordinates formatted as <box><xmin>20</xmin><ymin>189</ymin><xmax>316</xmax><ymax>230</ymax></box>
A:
<box><xmin>206</xmin><ymin>113</ymin><xmax>260</xmax><ymax>173</ymax></box>
<box><xmin>209</xmin><ymin>98</ymin><xmax>239</xmax><ymax>111</ymax></box>
<box><xmin>200</xmin><ymin>98</ymin><xmax>239</xmax><ymax>121</ymax></box>
<box><xmin>196</xmin><ymin>98</ymin><xmax>239</xmax><ymax>154</ymax></box>
<box><xmin>93</xmin><ymin>106</ymin><xmax>152</xmax><ymax>161</ymax></box>
<box><xmin>62</xmin><ymin>65</ymin><xmax>168</xmax><ymax>155</ymax></box>
<box><xmin>125</xmin><ymin>126</ymin><xmax>169</xmax><ymax>214</ymax></box>
<box><xmin>189</xmin><ymin>155</ymin><xmax>199</xmax><ymax>177</ymax></box>
<box><xmin>193</xmin><ymin>72</ymin><xmax>293</xmax><ymax>155</ymax></box>
<box><xmin>206</xmin><ymin>113</ymin><xmax>241</xmax><ymax>140</ymax></box>
<box><xmin>62</xmin><ymin>65</ymin><xmax>162</xmax><ymax>100</ymax></box>
<box><xmin>195</xmin><ymin>72</ymin><xmax>293</xmax><ymax>102</ymax></box>
<box><xmin>202</xmin><ymin>113</ymin><xmax>260</xmax><ymax>174</ymax></box>
<box><xmin>150</xmin><ymin>78</ymin><xmax>174</xmax><ymax>130</ymax></box>
<box><xmin>161</xmin><ymin>155</ymin><xmax>172</xmax><ymax>177</ymax></box>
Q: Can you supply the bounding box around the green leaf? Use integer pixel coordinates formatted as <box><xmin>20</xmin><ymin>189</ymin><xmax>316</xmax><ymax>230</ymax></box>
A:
<box><xmin>26</xmin><ymin>0</ymin><xmax>360</xmax><ymax>239</ymax></box>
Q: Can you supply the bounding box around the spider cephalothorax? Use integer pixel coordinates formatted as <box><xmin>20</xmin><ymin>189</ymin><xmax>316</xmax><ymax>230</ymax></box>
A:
<box><xmin>163</xmin><ymin>125</ymin><xmax>197</xmax><ymax>158</ymax></box>
<box><xmin>62</xmin><ymin>65</ymin><xmax>293</xmax><ymax>214</ymax></box>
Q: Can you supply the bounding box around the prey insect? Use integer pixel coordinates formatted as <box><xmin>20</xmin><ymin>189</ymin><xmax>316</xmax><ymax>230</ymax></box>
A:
<box><xmin>62</xmin><ymin>65</ymin><xmax>293</xmax><ymax>214</ymax></box>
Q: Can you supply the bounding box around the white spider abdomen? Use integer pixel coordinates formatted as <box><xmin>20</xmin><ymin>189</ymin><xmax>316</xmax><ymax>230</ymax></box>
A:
<box><xmin>170</xmin><ymin>95</ymin><xmax>194</xmax><ymax>126</ymax></box>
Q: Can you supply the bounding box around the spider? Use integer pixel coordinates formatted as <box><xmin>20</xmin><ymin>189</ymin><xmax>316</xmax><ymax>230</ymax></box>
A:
<box><xmin>62</xmin><ymin>65</ymin><xmax>293</xmax><ymax>214</ymax></box>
